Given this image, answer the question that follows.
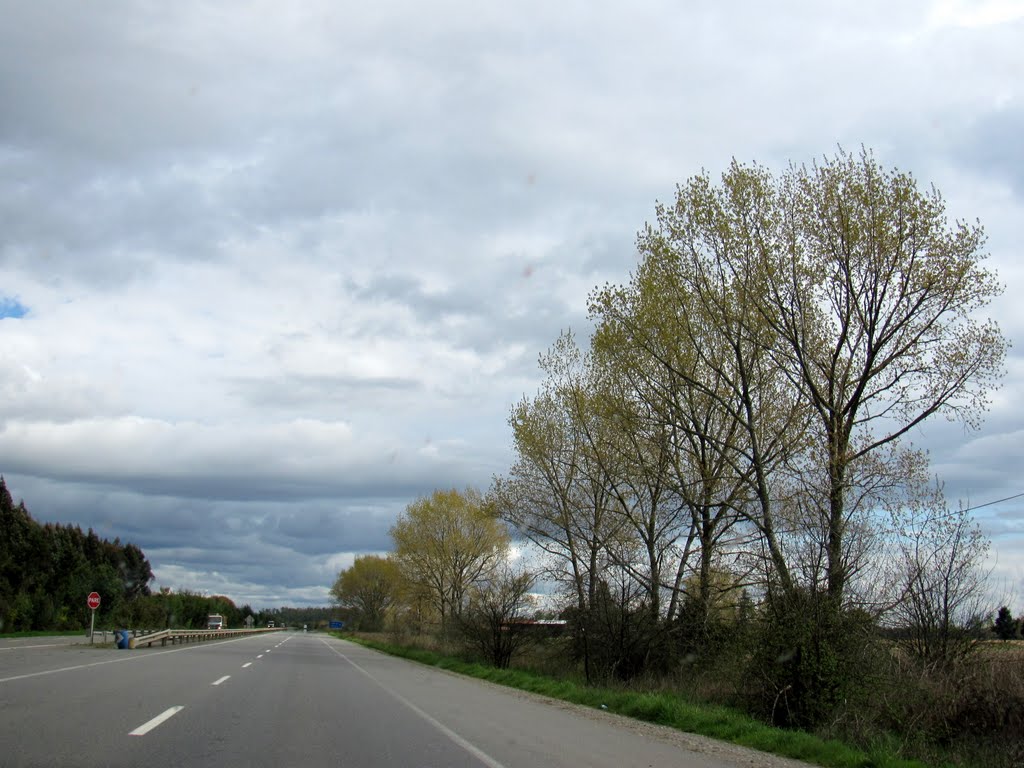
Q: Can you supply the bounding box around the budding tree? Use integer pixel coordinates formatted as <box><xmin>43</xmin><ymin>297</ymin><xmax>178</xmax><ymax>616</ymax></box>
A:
<box><xmin>623</xmin><ymin>149</ymin><xmax>1006</xmax><ymax>608</ymax></box>
<box><xmin>390</xmin><ymin>488</ymin><xmax>509</xmax><ymax>630</ymax></box>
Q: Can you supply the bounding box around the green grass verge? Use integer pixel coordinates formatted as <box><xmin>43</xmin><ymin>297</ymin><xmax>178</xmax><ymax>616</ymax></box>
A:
<box><xmin>337</xmin><ymin>634</ymin><xmax>931</xmax><ymax>768</ymax></box>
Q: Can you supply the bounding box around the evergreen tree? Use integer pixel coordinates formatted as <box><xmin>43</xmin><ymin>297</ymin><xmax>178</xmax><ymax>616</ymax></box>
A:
<box><xmin>0</xmin><ymin>477</ymin><xmax>154</xmax><ymax>631</ymax></box>
<box><xmin>994</xmin><ymin>606</ymin><xmax>1019</xmax><ymax>641</ymax></box>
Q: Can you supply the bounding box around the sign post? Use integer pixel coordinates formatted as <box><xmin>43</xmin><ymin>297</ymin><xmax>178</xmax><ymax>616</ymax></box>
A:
<box><xmin>87</xmin><ymin>592</ymin><xmax>101</xmax><ymax>643</ymax></box>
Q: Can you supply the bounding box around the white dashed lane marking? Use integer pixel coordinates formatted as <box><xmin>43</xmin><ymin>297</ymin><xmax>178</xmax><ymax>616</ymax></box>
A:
<box><xmin>212</xmin><ymin>675</ymin><xmax>230</xmax><ymax>686</ymax></box>
<box><xmin>129</xmin><ymin>706</ymin><xmax>184</xmax><ymax>736</ymax></box>
<box><xmin>242</xmin><ymin>662</ymin><xmax>252</xmax><ymax>668</ymax></box>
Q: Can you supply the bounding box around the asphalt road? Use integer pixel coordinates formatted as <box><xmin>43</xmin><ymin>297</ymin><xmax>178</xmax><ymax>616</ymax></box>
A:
<box><xmin>0</xmin><ymin>632</ymin><xmax>771</xmax><ymax>768</ymax></box>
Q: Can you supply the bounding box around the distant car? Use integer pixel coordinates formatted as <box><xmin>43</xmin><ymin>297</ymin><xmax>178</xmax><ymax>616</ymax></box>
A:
<box><xmin>267</xmin><ymin>621</ymin><xmax>275</xmax><ymax>628</ymax></box>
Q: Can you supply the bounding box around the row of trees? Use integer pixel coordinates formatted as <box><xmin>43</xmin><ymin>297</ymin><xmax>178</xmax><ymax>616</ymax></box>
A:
<box><xmin>1</xmin><ymin>477</ymin><xmax>154</xmax><ymax>631</ymax></box>
<box><xmin>490</xmin><ymin>149</ymin><xmax>1007</xmax><ymax>725</ymax></box>
<box><xmin>334</xmin><ymin>152</ymin><xmax>1015</xmax><ymax>757</ymax></box>
<box><xmin>121</xmin><ymin>594</ymin><xmax>334</xmax><ymax>630</ymax></box>
<box><xmin>255</xmin><ymin>605</ymin><xmax>340</xmax><ymax>629</ymax></box>
<box><xmin>123</xmin><ymin>589</ymin><xmax>245</xmax><ymax>630</ymax></box>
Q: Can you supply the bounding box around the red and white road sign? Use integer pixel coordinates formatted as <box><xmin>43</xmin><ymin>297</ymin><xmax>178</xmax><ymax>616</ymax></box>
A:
<box><xmin>87</xmin><ymin>592</ymin><xmax>101</xmax><ymax>610</ymax></box>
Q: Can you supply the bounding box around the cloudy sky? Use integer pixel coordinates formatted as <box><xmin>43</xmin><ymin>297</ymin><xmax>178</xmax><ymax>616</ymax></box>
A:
<box><xmin>1</xmin><ymin>1</ymin><xmax>1023</xmax><ymax>608</ymax></box>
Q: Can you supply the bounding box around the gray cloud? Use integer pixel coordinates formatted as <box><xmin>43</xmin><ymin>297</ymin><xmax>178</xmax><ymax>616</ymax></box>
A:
<box><xmin>1</xmin><ymin>0</ymin><xmax>1023</xmax><ymax>607</ymax></box>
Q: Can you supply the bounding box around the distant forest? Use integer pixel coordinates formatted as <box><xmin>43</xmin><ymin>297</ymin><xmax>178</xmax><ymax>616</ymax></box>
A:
<box><xmin>0</xmin><ymin>477</ymin><xmax>340</xmax><ymax>632</ymax></box>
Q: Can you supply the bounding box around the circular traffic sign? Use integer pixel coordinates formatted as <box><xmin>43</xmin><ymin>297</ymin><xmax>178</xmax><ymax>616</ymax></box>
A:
<box><xmin>87</xmin><ymin>592</ymin><xmax>101</xmax><ymax>610</ymax></box>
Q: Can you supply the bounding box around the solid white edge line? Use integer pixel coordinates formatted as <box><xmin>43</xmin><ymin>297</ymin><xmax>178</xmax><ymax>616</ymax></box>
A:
<box><xmin>321</xmin><ymin>639</ymin><xmax>507</xmax><ymax>768</ymax></box>
<box><xmin>129</xmin><ymin>706</ymin><xmax>184</xmax><ymax>736</ymax></box>
<box><xmin>0</xmin><ymin>643</ymin><xmax>62</xmax><ymax>651</ymax></box>
<box><xmin>211</xmin><ymin>675</ymin><xmax>230</xmax><ymax>686</ymax></box>
<box><xmin>242</xmin><ymin>662</ymin><xmax>252</xmax><ymax>668</ymax></box>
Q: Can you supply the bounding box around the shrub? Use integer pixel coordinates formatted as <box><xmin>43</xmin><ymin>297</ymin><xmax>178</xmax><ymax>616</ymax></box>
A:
<box><xmin>748</xmin><ymin>589</ymin><xmax>881</xmax><ymax>730</ymax></box>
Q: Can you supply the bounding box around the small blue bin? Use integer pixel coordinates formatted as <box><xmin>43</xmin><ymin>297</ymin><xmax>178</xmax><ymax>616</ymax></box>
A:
<box><xmin>116</xmin><ymin>630</ymin><xmax>131</xmax><ymax>649</ymax></box>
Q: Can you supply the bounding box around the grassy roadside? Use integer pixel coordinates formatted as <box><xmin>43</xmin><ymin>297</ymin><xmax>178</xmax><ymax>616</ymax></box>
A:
<box><xmin>0</xmin><ymin>630</ymin><xmax>86</xmax><ymax>638</ymax></box>
<box><xmin>337</xmin><ymin>633</ymin><xmax>934</xmax><ymax>768</ymax></box>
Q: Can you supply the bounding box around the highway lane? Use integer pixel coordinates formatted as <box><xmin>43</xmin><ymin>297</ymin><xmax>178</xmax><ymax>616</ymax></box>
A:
<box><xmin>138</xmin><ymin>633</ymin><xmax>485</xmax><ymax>767</ymax></box>
<box><xmin>0</xmin><ymin>632</ymin><xmax>289</xmax><ymax>766</ymax></box>
<box><xmin>0</xmin><ymin>632</ymin><xmax>791</xmax><ymax>768</ymax></box>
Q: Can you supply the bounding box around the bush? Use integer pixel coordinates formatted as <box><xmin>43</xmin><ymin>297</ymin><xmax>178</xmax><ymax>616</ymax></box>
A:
<box><xmin>568</xmin><ymin>580</ymin><xmax>672</xmax><ymax>682</ymax></box>
<box><xmin>458</xmin><ymin>567</ymin><xmax>536</xmax><ymax>669</ymax></box>
<box><xmin>748</xmin><ymin>589</ymin><xmax>881</xmax><ymax>730</ymax></box>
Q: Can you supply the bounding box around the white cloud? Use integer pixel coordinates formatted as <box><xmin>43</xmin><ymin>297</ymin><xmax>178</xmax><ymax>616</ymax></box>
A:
<box><xmin>929</xmin><ymin>0</ymin><xmax>1024</xmax><ymax>29</ymax></box>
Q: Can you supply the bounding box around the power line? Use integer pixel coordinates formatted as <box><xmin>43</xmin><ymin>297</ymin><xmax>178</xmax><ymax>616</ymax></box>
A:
<box><xmin>961</xmin><ymin>491</ymin><xmax>1024</xmax><ymax>514</ymax></box>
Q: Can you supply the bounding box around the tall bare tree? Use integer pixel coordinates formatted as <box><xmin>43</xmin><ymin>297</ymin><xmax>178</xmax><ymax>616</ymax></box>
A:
<box><xmin>886</xmin><ymin>473</ymin><xmax>992</xmax><ymax>668</ymax></box>
<box><xmin>619</xmin><ymin>150</ymin><xmax>1006</xmax><ymax>609</ymax></box>
<box><xmin>760</xmin><ymin>149</ymin><xmax>1006</xmax><ymax>603</ymax></box>
<box><xmin>591</xmin><ymin>171</ymin><xmax>810</xmax><ymax>609</ymax></box>
<box><xmin>494</xmin><ymin>333</ymin><xmax>617</xmax><ymax>618</ymax></box>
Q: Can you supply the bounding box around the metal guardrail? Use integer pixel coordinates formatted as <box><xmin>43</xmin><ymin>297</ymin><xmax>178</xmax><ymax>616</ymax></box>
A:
<box><xmin>97</xmin><ymin>626</ymin><xmax>284</xmax><ymax>648</ymax></box>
